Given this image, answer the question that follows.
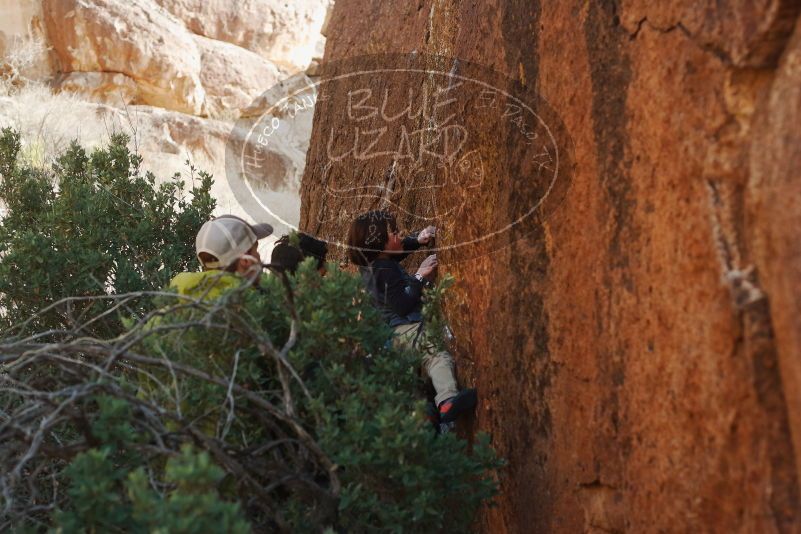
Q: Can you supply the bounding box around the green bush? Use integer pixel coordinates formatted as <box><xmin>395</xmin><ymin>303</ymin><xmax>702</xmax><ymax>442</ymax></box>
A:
<box><xmin>0</xmin><ymin>132</ymin><xmax>501</xmax><ymax>533</ymax></box>
<box><xmin>0</xmin><ymin>127</ymin><xmax>215</xmax><ymax>336</ymax></box>
<box><xmin>56</xmin><ymin>443</ymin><xmax>250</xmax><ymax>534</ymax></box>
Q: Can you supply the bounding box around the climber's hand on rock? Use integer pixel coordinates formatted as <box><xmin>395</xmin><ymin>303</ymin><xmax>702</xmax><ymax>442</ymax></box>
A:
<box><xmin>416</xmin><ymin>254</ymin><xmax>438</xmax><ymax>280</ymax></box>
<box><xmin>417</xmin><ymin>226</ymin><xmax>437</xmax><ymax>245</ymax></box>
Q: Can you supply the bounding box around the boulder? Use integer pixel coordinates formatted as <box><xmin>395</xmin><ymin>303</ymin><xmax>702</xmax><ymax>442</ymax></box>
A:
<box><xmin>193</xmin><ymin>34</ymin><xmax>281</xmax><ymax>118</ymax></box>
<box><xmin>152</xmin><ymin>0</ymin><xmax>330</xmax><ymax>71</ymax></box>
<box><xmin>299</xmin><ymin>0</ymin><xmax>801</xmax><ymax>532</ymax></box>
<box><xmin>42</xmin><ymin>0</ymin><xmax>205</xmax><ymax>115</ymax></box>
<box><xmin>41</xmin><ymin>0</ymin><xmax>293</xmax><ymax>117</ymax></box>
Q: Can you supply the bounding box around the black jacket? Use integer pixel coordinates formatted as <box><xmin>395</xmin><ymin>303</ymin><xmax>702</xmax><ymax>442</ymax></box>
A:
<box><xmin>360</xmin><ymin>235</ymin><xmax>425</xmax><ymax>327</ymax></box>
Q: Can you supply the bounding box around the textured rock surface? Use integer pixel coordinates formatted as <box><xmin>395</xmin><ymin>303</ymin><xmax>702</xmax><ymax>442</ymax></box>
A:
<box><xmin>152</xmin><ymin>0</ymin><xmax>330</xmax><ymax>71</ymax></box>
<box><xmin>300</xmin><ymin>0</ymin><xmax>801</xmax><ymax>532</ymax></box>
<box><xmin>54</xmin><ymin>71</ymin><xmax>138</xmax><ymax>106</ymax></box>
<box><xmin>43</xmin><ymin>0</ymin><xmax>206</xmax><ymax>115</ymax></box>
<box><xmin>749</xmin><ymin>13</ymin><xmax>801</xmax><ymax>496</ymax></box>
<box><xmin>192</xmin><ymin>34</ymin><xmax>281</xmax><ymax>117</ymax></box>
<box><xmin>41</xmin><ymin>0</ymin><xmax>327</xmax><ymax>116</ymax></box>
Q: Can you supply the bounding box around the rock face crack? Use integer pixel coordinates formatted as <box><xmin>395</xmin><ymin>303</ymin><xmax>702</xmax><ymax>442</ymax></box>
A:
<box><xmin>705</xmin><ymin>176</ymin><xmax>801</xmax><ymax>530</ymax></box>
<box><xmin>627</xmin><ymin>17</ymin><xmax>691</xmax><ymax>41</ymax></box>
<box><xmin>628</xmin><ymin>17</ymin><xmax>733</xmax><ymax>66</ymax></box>
<box><xmin>626</xmin><ymin>2</ymin><xmax>801</xmax><ymax>67</ymax></box>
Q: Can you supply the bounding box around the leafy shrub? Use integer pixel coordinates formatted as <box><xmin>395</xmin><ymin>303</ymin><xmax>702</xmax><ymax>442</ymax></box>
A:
<box><xmin>56</xmin><ymin>442</ymin><xmax>250</xmax><ymax>534</ymax></box>
<box><xmin>0</xmin><ymin>127</ymin><xmax>215</xmax><ymax>336</ymax></box>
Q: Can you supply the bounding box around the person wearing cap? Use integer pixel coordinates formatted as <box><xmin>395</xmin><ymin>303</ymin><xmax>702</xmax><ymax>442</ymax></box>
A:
<box><xmin>169</xmin><ymin>215</ymin><xmax>273</xmax><ymax>299</ymax></box>
<box><xmin>270</xmin><ymin>233</ymin><xmax>329</xmax><ymax>274</ymax></box>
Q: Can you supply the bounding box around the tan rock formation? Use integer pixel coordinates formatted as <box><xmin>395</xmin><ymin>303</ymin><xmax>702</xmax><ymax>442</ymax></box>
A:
<box><xmin>299</xmin><ymin>1</ymin><xmax>801</xmax><ymax>532</ymax></box>
<box><xmin>152</xmin><ymin>0</ymin><xmax>330</xmax><ymax>71</ymax></box>
<box><xmin>193</xmin><ymin>34</ymin><xmax>281</xmax><ymax>118</ymax></box>
<box><xmin>54</xmin><ymin>71</ymin><xmax>137</xmax><ymax>106</ymax></box>
<box><xmin>43</xmin><ymin>0</ymin><xmax>206</xmax><ymax>115</ymax></box>
<box><xmin>39</xmin><ymin>0</ymin><xmax>327</xmax><ymax>119</ymax></box>
<box><xmin>49</xmin><ymin>35</ymin><xmax>284</xmax><ymax>116</ymax></box>
<box><xmin>2</xmin><ymin>0</ymin><xmax>327</xmax><ymax>248</ymax></box>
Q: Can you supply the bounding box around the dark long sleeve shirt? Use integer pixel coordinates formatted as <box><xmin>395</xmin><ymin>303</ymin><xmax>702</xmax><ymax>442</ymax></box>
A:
<box><xmin>360</xmin><ymin>235</ymin><xmax>425</xmax><ymax>327</ymax></box>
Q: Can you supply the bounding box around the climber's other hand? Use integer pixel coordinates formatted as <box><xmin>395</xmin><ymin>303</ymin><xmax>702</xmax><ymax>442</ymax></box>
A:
<box><xmin>417</xmin><ymin>226</ymin><xmax>437</xmax><ymax>245</ymax></box>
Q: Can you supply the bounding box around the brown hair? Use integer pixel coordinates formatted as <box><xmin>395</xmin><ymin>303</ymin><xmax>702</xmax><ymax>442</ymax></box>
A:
<box><xmin>347</xmin><ymin>210</ymin><xmax>397</xmax><ymax>266</ymax></box>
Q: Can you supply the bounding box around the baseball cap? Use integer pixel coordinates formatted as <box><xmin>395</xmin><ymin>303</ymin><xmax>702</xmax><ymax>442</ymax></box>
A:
<box><xmin>195</xmin><ymin>215</ymin><xmax>273</xmax><ymax>269</ymax></box>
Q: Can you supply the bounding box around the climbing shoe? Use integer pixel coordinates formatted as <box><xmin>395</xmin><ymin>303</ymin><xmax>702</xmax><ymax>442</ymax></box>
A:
<box><xmin>438</xmin><ymin>388</ymin><xmax>477</xmax><ymax>424</ymax></box>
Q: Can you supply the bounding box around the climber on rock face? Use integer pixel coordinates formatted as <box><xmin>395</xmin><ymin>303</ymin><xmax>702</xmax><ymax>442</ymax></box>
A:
<box><xmin>347</xmin><ymin>210</ymin><xmax>477</xmax><ymax>433</ymax></box>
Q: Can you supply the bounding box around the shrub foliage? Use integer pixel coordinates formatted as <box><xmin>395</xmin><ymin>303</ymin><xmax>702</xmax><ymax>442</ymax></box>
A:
<box><xmin>0</xmin><ymin>131</ymin><xmax>500</xmax><ymax>532</ymax></box>
<box><xmin>0</xmin><ymin>127</ymin><xmax>215</xmax><ymax>335</ymax></box>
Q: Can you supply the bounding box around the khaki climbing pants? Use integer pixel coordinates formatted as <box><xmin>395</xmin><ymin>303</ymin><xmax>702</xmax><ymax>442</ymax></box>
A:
<box><xmin>392</xmin><ymin>322</ymin><xmax>459</xmax><ymax>406</ymax></box>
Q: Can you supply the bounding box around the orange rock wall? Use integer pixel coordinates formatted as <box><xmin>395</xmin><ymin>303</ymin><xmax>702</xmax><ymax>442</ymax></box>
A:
<box><xmin>299</xmin><ymin>1</ymin><xmax>801</xmax><ymax>531</ymax></box>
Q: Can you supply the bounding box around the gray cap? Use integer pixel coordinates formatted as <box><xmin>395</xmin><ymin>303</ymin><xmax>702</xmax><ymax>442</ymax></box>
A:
<box><xmin>195</xmin><ymin>215</ymin><xmax>273</xmax><ymax>269</ymax></box>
